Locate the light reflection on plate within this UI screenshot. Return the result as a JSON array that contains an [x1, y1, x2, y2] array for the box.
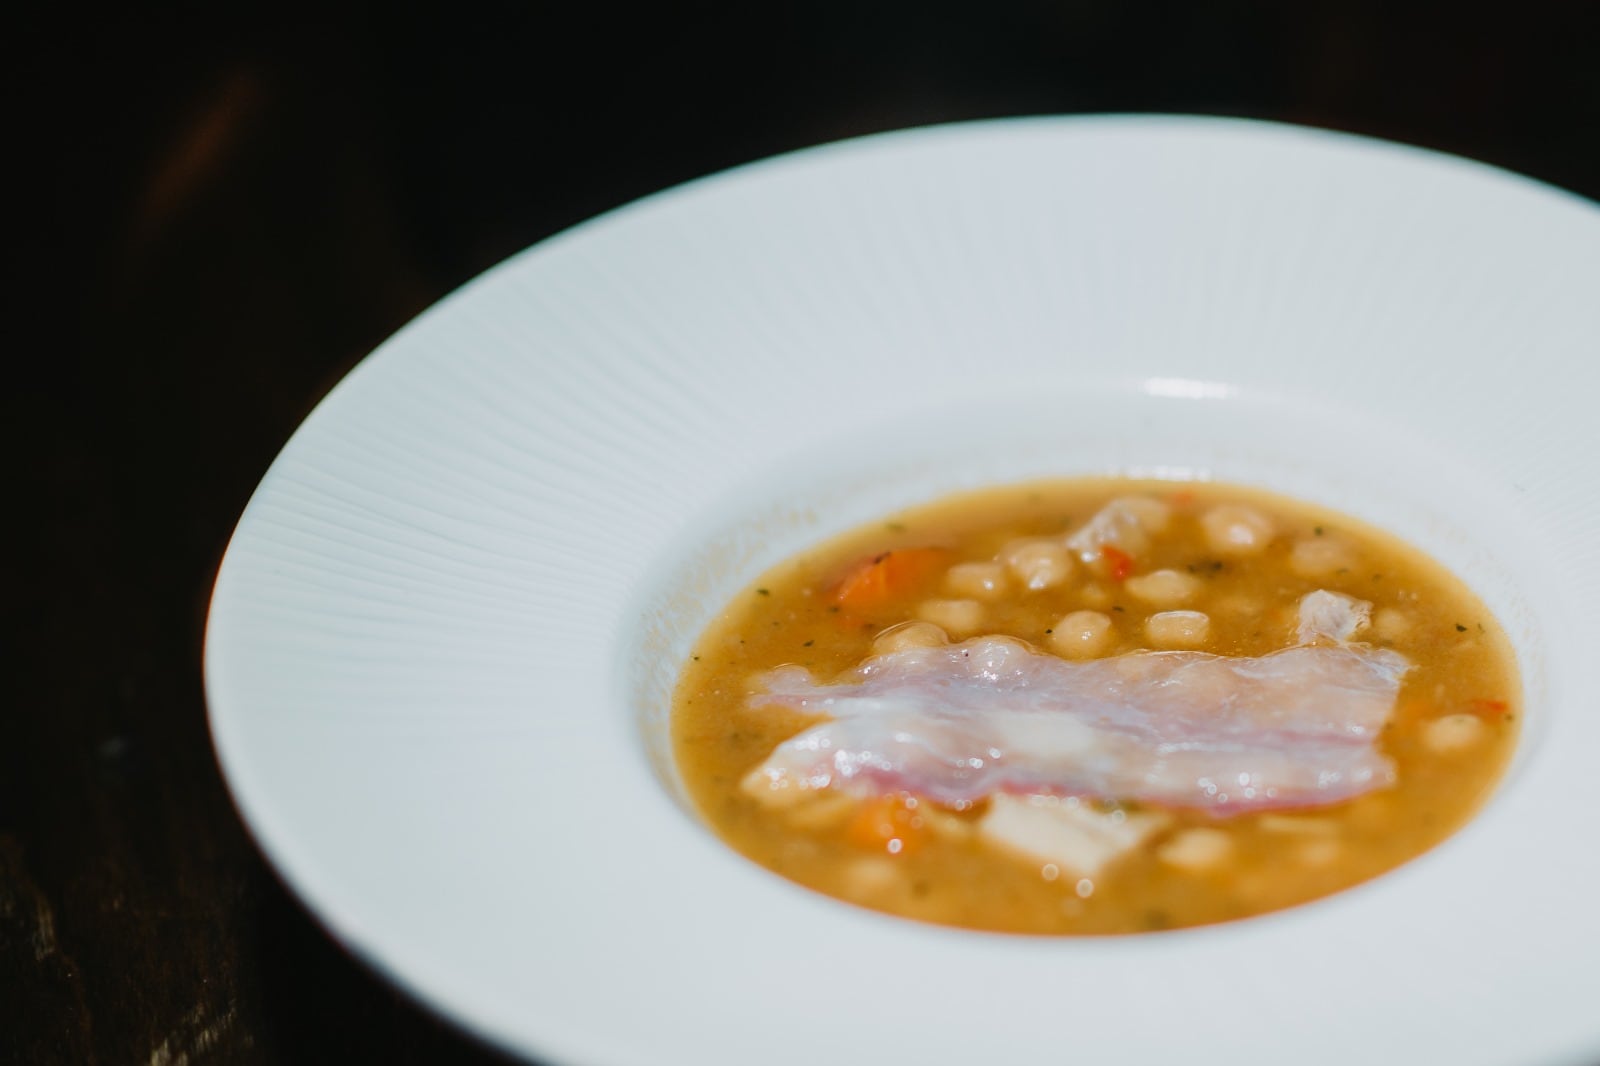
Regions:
[[206, 116, 1600, 1066]]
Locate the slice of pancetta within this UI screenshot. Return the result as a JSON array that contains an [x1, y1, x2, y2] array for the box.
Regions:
[[743, 592, 1409, 815]]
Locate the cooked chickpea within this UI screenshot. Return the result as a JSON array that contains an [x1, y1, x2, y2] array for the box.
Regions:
[[1001, 538, 1074, 590], [1078, 583, 1113, 609], [1200, 504, 1275, 556], [1124, 568, 1201, 607], [944, 561, 1009, 601], [1145, 610, 1210, 648], [917, 598, 985, 635], [1373, 607, 1412, 642], [1297, 840, 1342, 867], [784, 792, 858, 830], [1289, 536, 1356, 579], [1156, 827, 1232, 871], [1424, 713, 1485, 753], [872, 620, 950, 655], [1049, 610, 1113, 658], [1113, 495, 1173, 534], [842, 857, 903, 900]]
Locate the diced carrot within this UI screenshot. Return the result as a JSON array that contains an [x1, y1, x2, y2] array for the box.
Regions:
[[1169, 489, 1196, 508], [832, 547, 949, 612], [1468, 698, 1510, 716], [1100, 544, 1135, 581], [844, 793, 927, 856]]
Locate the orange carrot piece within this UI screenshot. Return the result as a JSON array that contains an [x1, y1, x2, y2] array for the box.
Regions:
[[1100, 544, 1135, 581], [1468, 698, 1510, 716], [832, 547, 949, 611], [844, 793, 926, 856]]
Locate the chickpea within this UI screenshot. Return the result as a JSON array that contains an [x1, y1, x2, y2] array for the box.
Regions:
[[1156, 827, 1232, 871], [1424, 713, 1485, 753], [1200, 504, 1275, 556], [917, 599, 985, 635], [1001, 538, 1075, 590], [1049, 610, 1114, 658], [1297, 840, 1343, 868], [1373, 607, 1412, 642], [1145, 610, 1211, 648], [1079, 583, 1113, 610], [1113, 495, 1173, 534], [872, 621, 950, 655], [1124, 568, 1201, 607], [944, 561, 1009, 601], [1289, 535, 1356, 579]]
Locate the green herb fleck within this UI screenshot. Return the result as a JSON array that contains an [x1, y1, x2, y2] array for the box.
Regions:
[[1314, 525, 1324, 536], [802, 640, 814, 647], [885, 521, 907, 533], [1455, 623, 1467, 632], [757, 588, 770, 596]]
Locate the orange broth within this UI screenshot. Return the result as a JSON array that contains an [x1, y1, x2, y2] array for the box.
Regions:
[[671, 479, 1519, 934]]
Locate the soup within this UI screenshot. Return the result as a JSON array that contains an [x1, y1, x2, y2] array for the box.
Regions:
[[671, 479, 1519, 934]]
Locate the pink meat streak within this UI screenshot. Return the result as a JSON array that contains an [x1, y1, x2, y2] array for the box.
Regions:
[[747, 635, 1410, 814]]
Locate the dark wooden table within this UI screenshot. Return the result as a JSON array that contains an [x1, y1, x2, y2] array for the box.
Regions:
[[11, 6, 1599, 1063]]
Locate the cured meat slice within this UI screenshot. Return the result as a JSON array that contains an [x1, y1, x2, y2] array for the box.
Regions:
[[744, 595, 1409, 814]]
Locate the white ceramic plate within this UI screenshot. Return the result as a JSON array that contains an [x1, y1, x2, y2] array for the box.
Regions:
[[205, 116, 1600, 1066]]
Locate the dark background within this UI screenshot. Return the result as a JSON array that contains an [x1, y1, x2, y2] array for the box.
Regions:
[[10, 4, 1600, 1063]]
